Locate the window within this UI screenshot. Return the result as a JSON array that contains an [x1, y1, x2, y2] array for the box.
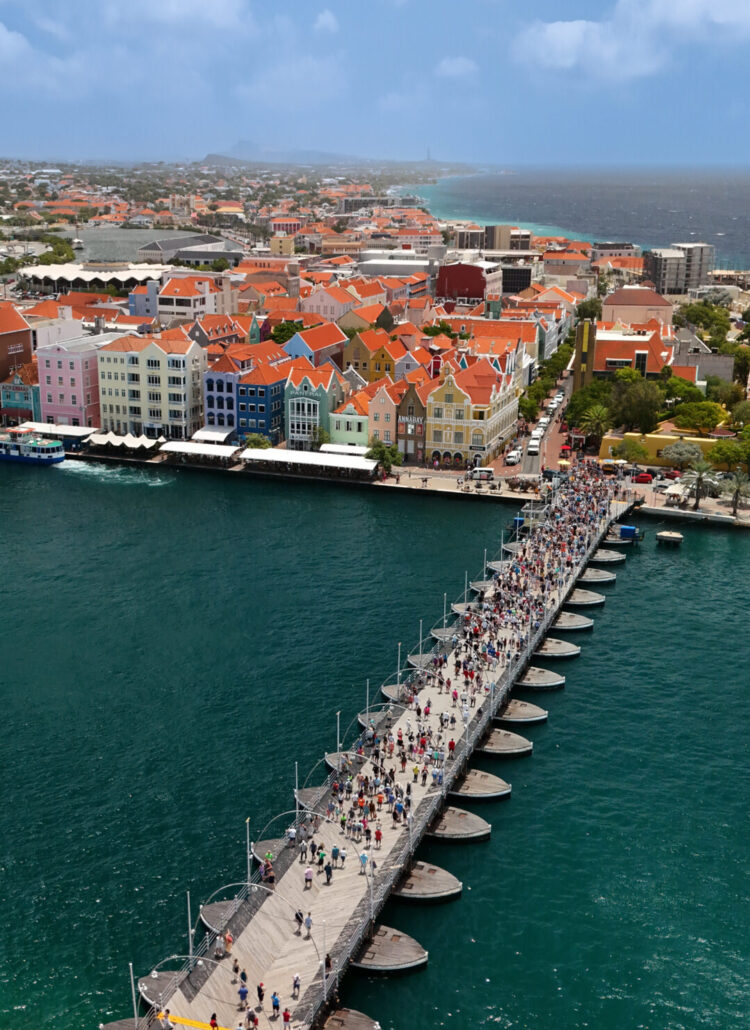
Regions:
[[71, 395, 77, 406], [472, 431, 483, 447], [129, 390, 140, 400], [373, 412, 379, 422], [407, 405, 414, 416], [239, 403, 246, 411], [258, 405, 265, 413], [70, 378, 75, 387], [146, 359, 160, 369], [240, 418, 247, 427], [169, 410, 181, 420], [148, 408, 161, 419], [384, 413, 391, 422], [148, 392, 160, 402], [454, 431, 464, 444], [147, 375, 159, 386], [433, 430, 443, 442], [216, 380, 224, 392], [433, 406, 443, 418], [455, 409, 464, 421], [45, 360, 50, 368], [45, 376, 51, 385], [372, 429, 379, 440], [384, 430, 391, 442], [46, 393, 52, 403], [168, 393, 183, 403], [206, 379, 214, 391], [128, 373, 140, 383], [58, 377, 63, 386], [239, 387, 246, 397], [445, 393, 454, 403]]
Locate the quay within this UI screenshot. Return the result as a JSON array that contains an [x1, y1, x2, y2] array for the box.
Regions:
[[103, 476, 632, 1030]]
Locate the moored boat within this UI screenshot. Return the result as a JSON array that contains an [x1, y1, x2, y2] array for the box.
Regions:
[[0, 428, 65, 465]]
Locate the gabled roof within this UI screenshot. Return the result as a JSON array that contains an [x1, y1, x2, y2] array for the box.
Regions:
[[286, 361, 345, 390], [352, 303, 386, 324], [2, 361, 38, 386], [356, 328, 389, 352], [160, 276, 218, 298], [0, 302, 30, 334], [604, 287, 672, 308], [295, 321, 347, 352]]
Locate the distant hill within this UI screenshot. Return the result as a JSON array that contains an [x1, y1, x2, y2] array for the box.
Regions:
[[202, 142, 474, 171]]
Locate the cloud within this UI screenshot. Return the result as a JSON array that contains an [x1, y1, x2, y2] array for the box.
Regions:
[[314, 9, 339, 34], [435, 56, 478, 79], [238, 55, 346, 111], [514, 0, 750, 79], [103, 0, 251, 30]]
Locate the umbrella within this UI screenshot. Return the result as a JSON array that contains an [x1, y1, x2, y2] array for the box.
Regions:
[[558, 459, 570, 467], [560, 444, 571, 451]]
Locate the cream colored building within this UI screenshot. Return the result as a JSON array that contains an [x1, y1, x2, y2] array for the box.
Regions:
[[97, 334, 206, 439]]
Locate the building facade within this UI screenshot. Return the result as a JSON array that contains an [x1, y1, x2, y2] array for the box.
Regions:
[[37, 334, 111, 427], [1, 363, 41, 424], [97, 335, 206, 438], [284, 363, 347, 450]]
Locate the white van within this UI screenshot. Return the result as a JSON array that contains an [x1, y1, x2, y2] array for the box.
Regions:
[[527, 440, 540, 456], [530, 428, 543, 441], [468, 467, 495, 481], [506, 449, 522, 466], [538, 417, 550, 428]]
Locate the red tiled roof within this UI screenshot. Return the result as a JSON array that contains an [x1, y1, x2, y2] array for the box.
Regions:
[[0, 302, 30, 335]]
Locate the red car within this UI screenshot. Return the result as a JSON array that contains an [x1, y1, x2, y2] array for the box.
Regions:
[[634, 472, 653, 483], [664, 469, 681, 480]]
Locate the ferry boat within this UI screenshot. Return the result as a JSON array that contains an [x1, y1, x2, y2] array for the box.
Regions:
[[0, 428, 65, 465]]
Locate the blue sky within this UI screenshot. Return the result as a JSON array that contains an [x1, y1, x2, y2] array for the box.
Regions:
[[1, 0, 750, 164]]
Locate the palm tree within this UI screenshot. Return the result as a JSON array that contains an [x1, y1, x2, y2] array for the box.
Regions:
[[579, 404, 611, 447], [721, 468, 750, 517], [681, 458, 720, 511]]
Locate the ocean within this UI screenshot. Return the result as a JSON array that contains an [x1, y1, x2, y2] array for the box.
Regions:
[[0, 462, 748, 1029], [413, 169, 750, 269]]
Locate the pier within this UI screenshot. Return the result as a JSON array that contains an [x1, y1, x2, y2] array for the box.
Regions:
[[102, 476, 631, 1030]]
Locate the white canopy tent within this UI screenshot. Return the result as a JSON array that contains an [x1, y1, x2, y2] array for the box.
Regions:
[[19, 421, 99, 438], [319, 443, 370, 457], [240, 448, 377, 474], [192, 427, 235, 444], [160, 441, 240, 459]]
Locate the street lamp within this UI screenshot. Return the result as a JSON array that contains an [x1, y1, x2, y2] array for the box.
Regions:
[[245, 817, 251, 889]]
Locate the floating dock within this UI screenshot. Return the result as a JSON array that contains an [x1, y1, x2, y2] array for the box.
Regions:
[[534, 637, 581, 659], [577, 567, 616, 584], [589, 548, 627, 564], [553, 612, 594, 631], [102, 491, 632, 1030]]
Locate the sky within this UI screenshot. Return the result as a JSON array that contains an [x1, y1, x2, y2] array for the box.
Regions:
[[2, 0, 750, 165]]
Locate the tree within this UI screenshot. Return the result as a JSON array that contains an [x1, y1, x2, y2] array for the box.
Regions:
[[731, 400, 750, 426], [733, 345, 750, 384], [661, 441, 703, 469], [681, 459, 720, 511], [579, 403, 611, 445], [663, 375, 703, 405], [270, 320, 303, 345], [243, 433, 271, 449], [741, 307, 750, 323], [705, 375, 744, 409], [565, 378, 612, 428], [310, 426, 330, 450], [576, 298, 602, 321], [708, 439, 748, 472], [721, 469, 750, 517], [366, 436, 402, 472], [611, 438, 648, 463], [211, 258, 230, 271], [672, 401, 725, 436], [610, 378, 663, 434]]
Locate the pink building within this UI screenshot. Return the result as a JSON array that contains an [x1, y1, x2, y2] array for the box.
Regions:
[[37, 333, 111, 428]]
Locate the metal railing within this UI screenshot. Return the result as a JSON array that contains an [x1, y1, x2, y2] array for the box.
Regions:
[[130, 490, 629, 1030]]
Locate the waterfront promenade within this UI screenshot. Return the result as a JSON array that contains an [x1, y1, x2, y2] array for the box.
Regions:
[[108, 470, 629, 1030]]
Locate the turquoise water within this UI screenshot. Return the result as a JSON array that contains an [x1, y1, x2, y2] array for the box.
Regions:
[[412, 171, 750, 268], [1, 463, 748, 1029]]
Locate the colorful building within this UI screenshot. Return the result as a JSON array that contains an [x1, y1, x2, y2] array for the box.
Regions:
[[425, 360, 518, 467], [37, 333, 111, 428], [284, 361, 347, 450], [1, 362, 41, 424], [97, 334, 206, 438], [283, 322, 347, 369]]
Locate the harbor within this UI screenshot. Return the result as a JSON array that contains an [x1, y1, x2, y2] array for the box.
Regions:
[[101, 469, 633, 1030]]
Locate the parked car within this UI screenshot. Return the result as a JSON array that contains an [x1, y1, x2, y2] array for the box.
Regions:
[[634, 472, 653, 483], [468, 467, 495, 481], [664, 469, 681, 480], [506, 449, 522, 465]]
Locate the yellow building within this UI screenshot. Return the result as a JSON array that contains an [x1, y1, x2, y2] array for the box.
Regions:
[[425, 361, 518, 467], [599, 429, 717, 465], [270, 234, 295, 256], [97, 333, 206, 439]]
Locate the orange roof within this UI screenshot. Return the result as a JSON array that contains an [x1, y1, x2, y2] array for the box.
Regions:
[[0, 302, 30, 335], [160, 276, 218, 298], [287, 362, 344, 390], [351, 303, 386, 324], [2, 360, 38, 386], [296, 321, 347, 352], [356, 328, 389, 352]]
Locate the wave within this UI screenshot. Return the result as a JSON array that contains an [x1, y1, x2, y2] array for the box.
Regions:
[[55, 460, 174, 487]]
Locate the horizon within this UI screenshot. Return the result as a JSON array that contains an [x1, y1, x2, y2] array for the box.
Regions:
[[3, 0, 750, 165]]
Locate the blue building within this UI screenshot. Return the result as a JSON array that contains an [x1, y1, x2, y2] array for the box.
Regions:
[[236, 362, 288, 443], [203, 343, 289, 441], [1, 363, 41, 425]]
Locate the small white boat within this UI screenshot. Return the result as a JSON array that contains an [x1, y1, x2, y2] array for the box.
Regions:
[[656, 530, 683, 546], [72, 238, 84, 249]]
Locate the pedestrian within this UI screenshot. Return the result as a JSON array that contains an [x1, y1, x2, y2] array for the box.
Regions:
[[359, 851, 368, 875], [232, 958, 240, 983], [294, 909, 304, 935], [245, 1012, 258, 1029], [257, 983, 265, 1007], [299, 839, 308, 863], [304, 865, 313, 889], [160, 1010, 174, 1029], [340, 847, 347, 867], [283, 1008, 291, 1027], [324, 860, 333, 885], [331, 843, 340, 867], [210, 1015, 219, 1030], [325, 953, 332, 974], [240, 967, 248, 988], [292, 973, 301, 998], [238, 983, 249, 1009], [304, 911, 313, 938], [225, 930, 234, 954], [271, 992, 280, 1019]]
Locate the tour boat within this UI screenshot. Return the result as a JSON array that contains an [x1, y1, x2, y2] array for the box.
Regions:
[[0, 428, 65, 464]]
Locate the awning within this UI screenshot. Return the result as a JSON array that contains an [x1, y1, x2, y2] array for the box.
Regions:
[[160, 441, 240, 459], [19, 420, 99, 438], [192, 427, 235, 443], [240, 447, 377, 473]]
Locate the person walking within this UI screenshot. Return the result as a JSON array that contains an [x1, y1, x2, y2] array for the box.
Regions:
[[294, 909, 304, 935], [256, 983, 265, 1007], [282, 1008, 291, 1027], [359, 851, 368, 875], [232, 958, 240, 983], [324, 860, 333, 885], [292, 973, 301, 998], [339, 846, 347, 868], [271, 992, 280, 1019], [331, 843, 340, 867], [304, 912, 313, 938], [238, 982, 249, 1010], [304, 865, 313, 890], [210, 1015, 219, 1029]]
